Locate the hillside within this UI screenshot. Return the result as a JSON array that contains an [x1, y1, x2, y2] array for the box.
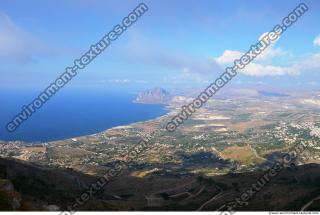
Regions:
[[0, 157, 320, 211]]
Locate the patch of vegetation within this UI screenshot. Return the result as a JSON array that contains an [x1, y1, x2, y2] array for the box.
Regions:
[[233, 113, 251, 122], [282, 189, 320, 210], [12, 176, 75, 203], [0, 165, 7, 178], [0, 190, 12, 210], [260, 124, 277, 130], [197, 176, 230, 190], [278, 113, 291, 117]]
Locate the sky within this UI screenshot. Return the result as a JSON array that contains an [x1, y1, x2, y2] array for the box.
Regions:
[[1, 0, 320, 92]]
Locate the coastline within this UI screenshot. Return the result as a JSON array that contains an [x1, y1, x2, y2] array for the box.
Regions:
[[48, 104, 172, 145], [1, 103, 172, 145]]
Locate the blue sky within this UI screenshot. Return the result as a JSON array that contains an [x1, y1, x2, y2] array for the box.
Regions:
[[1, 0, 320, 91]]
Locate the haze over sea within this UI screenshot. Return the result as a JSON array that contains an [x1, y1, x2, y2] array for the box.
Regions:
[[0, 87, 167, 143]]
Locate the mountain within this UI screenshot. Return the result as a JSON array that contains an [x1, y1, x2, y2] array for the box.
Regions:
[[134, 87, 172, 104], [0, 157, 320, 211], [0, 157, 97, 211]]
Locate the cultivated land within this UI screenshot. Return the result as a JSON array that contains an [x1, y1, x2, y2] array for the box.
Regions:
[[1, 88, 320, 211]]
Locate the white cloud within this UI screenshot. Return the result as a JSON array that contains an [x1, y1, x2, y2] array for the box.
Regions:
[[296, 53, 320, 71], [215, 32, 286, 64], [214, 48, 290, 76], [214, 32, 293, 76], [215, 50, 243, 64], [257, 46, 286, 61], [236, 53, 320, 77], [313, 35, 320, 47], [0, 12, 53, 63], [215, 47, 286, 65], [239, 63, 299, 77], [252, 32, 285, 61], [258, 32, 280, 42]]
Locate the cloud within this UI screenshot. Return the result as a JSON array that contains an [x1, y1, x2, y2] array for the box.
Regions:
[[256, 32, 286, 61], [215, 47, 286, 66], [215, 50, 243, 64], [239, 63, 299, 77], [214, 32, 294, 76], [214, 48, 290, 76], [216, 32, 286, 64], [121, 30, 320, 79], [238, 53, 320, 77], [314, 35, 320, 47], [297, 53, 320, 71], [119, 31, 320, 80], [257, 46, 286, 61], [0, 12, 53, 63]]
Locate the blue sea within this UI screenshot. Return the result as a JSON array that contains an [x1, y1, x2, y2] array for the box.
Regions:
[[0, 88, 167, 143]]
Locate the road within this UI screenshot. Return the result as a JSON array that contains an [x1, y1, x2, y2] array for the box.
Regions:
[[301, 195, 320, 211], [197, 185, 223, 211]]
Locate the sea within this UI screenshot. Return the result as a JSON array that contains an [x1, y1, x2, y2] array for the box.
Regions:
[[0, 87, 168, 143]]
